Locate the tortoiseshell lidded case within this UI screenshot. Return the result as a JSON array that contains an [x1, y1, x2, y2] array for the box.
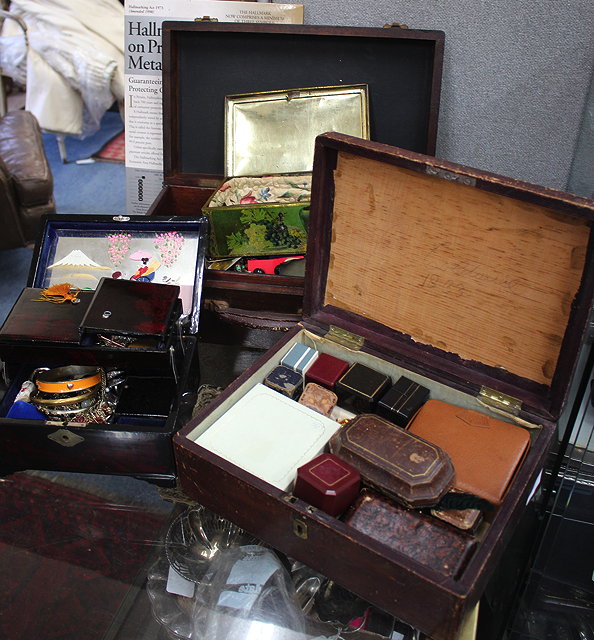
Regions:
[[172, 133, 594, 638], [0, 214, 207, 486]]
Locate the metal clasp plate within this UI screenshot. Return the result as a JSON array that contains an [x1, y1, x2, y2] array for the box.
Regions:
[[426, 166, 477, 187], [48, 429, 85, 447], [292, 518, 308, 540]]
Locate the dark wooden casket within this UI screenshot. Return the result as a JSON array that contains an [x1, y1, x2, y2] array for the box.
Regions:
[[172, 133, 594, 638], [0, 214, 208, 486], [147, 21, 445, 341]]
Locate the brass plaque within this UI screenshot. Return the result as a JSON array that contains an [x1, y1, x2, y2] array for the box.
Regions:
[[225, 84, 370, 177]]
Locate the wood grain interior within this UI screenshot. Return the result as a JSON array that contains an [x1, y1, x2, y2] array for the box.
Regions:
[[324, 153, 590, 386]]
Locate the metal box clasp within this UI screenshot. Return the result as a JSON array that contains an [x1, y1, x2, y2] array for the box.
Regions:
[[48, 428, 85, 447]]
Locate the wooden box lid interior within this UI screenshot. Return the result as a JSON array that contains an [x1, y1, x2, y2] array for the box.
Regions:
[[162, 23, 444, 187], [304, 133, 594, 420]]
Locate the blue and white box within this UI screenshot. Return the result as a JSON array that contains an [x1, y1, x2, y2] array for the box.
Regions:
[[280, 343, 319, 375]]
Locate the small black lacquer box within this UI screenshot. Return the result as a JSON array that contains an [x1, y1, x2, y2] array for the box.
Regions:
[[263, 365, 304, 399], [376, 376, 430, 427], [335, 362, 391, 413]]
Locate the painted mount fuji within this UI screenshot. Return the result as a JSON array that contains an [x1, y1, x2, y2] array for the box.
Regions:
[[47, 250, 111, 289]]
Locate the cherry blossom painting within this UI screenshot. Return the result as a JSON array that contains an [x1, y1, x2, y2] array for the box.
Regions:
[[38, 224, 203, 314]]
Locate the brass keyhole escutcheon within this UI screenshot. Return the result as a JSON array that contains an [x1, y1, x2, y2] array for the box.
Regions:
[[48, 429, 85, 447], [293, 518, 308, 540]]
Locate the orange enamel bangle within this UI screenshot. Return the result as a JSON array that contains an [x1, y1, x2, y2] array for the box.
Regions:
[[35, 368, 102, 394]]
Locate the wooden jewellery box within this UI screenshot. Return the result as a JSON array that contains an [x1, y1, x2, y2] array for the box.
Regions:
[[172, 133, 594, 638], [148, 21, 444, 338], [0, 214, 208, 486]]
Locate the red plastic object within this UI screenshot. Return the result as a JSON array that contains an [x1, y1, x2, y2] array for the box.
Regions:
[[247, 256, 304, 275], [294, 453, 361, 516]]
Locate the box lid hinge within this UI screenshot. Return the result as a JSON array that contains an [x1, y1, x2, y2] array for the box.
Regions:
[[479, 386, 522, 416], [195, 16, 219, 22], [325, 325, 365, 351]]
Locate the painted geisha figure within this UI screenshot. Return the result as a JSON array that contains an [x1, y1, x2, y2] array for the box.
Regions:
[[129, 250, 161, 282]]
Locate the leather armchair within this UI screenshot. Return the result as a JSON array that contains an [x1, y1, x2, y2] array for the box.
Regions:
[[0, 109, 55, 249]]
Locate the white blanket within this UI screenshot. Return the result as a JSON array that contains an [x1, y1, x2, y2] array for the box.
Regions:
[[1, 0, 124, 137]]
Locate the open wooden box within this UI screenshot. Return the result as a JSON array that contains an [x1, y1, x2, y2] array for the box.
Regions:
[[173, 133, 594, 638], [148, 21, 444, 340]]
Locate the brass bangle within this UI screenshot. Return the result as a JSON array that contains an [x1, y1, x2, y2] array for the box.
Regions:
[[31, 387, 99, 406]]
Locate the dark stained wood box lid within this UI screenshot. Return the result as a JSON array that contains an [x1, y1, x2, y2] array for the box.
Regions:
[[161, 22, 445, 188], [304, 133, 594, 422]]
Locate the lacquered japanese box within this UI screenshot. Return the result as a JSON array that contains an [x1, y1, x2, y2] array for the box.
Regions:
[[0, 214, 207, 486], [148, 21, 444, 339], [172, 133, 594, 638]]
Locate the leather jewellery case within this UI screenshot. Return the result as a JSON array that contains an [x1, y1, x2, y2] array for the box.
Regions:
[[172, 132, 594, 639], [0, 214, 207, 486], [147, 21, 444, 345]]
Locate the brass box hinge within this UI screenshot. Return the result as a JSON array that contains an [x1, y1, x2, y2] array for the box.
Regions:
[[383, 23, 409, 29], [479, 386, 522, 416], [326, 325, 365, 351], [195, 16, 219, 22]]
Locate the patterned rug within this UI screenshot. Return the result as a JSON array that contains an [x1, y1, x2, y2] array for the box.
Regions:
[[92, 129, 125, 163]]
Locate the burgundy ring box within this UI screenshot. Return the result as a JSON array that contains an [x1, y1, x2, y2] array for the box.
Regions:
[[305, 352, 350, 390], [293, 452, 361, 517]]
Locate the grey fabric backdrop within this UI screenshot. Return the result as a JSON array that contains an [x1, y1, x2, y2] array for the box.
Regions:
[[298, 0, 594, 193]]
